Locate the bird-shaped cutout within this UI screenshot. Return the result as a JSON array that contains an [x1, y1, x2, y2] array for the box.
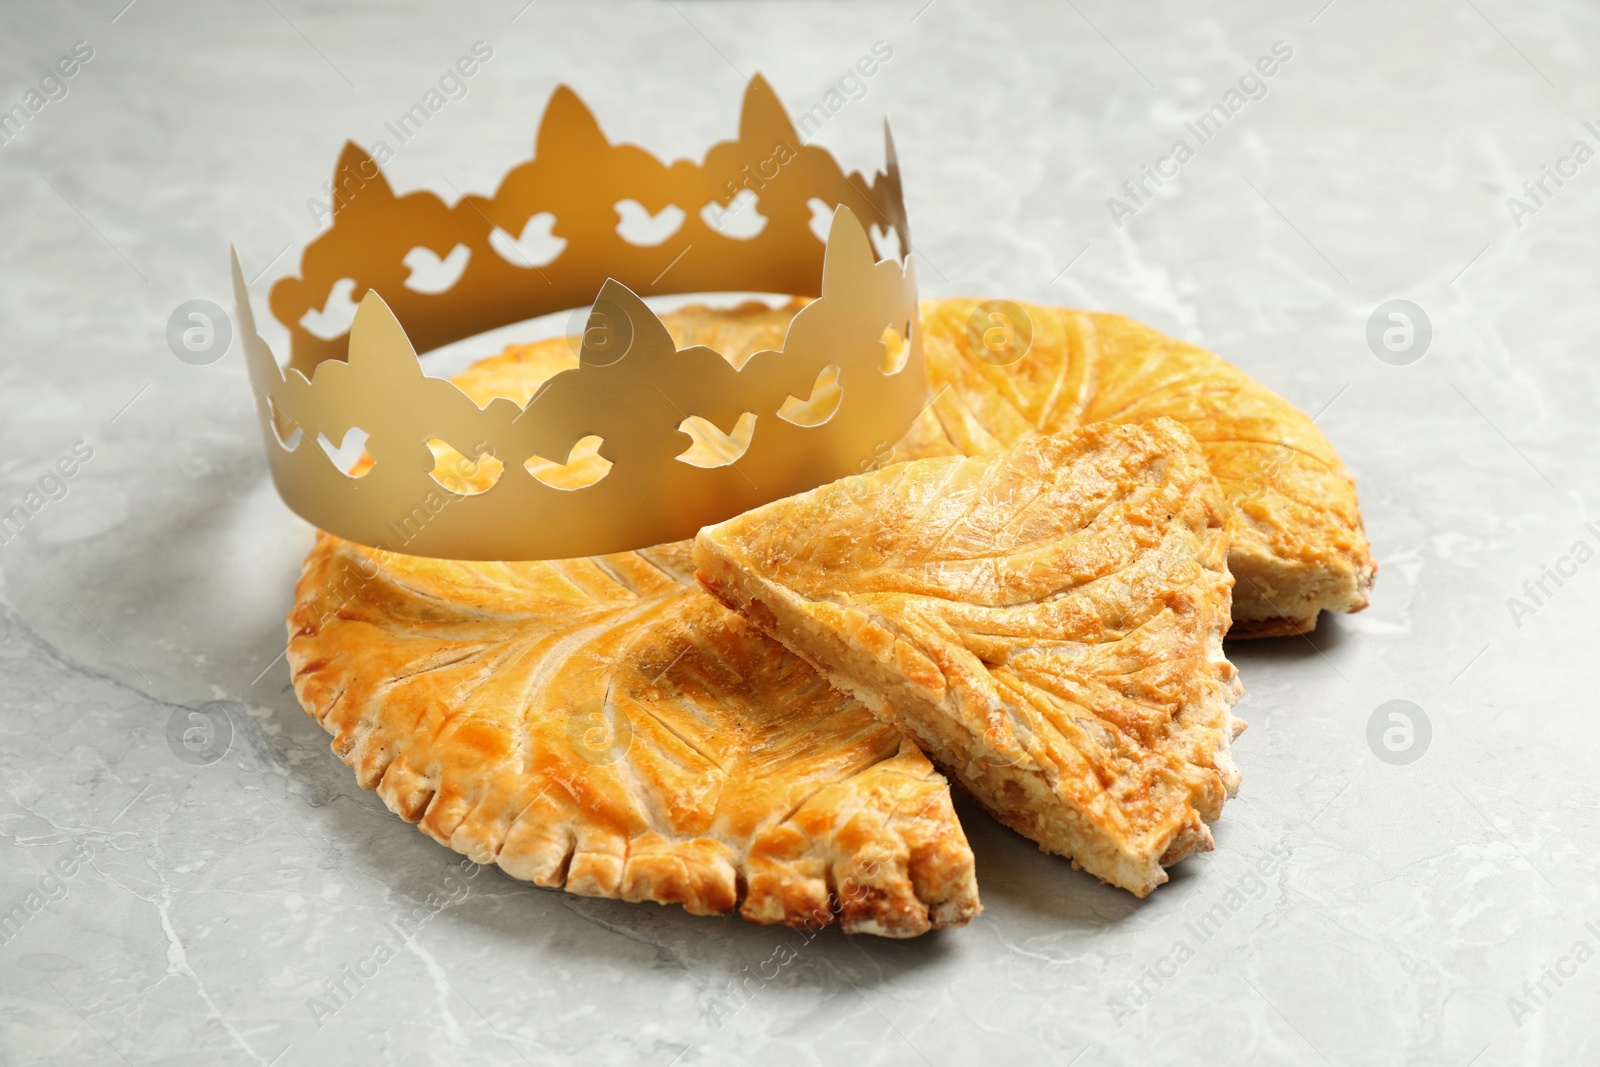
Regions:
[[402, 244, 471, 294], [776, 365, 842, 427], [317, 426, 371, 477], [426, 439, 503, 495], [299, 278, 360, 340], [676, 413, 757, 468], [702, 190, 767, 240], [489, 212, 566, 268], [614, 200, 685, 247], [525, 435, 612, 490]]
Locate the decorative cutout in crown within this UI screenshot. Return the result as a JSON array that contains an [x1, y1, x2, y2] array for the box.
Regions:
[[234, 76, 926, 561]]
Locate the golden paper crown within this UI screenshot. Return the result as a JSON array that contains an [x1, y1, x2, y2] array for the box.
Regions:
[[232, 75, 926, 560]]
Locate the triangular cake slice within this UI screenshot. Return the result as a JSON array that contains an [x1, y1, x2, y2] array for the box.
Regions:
[[694, 418, 1244, 896]]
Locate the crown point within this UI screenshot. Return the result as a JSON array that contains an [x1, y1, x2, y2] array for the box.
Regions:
[[228, 244, 260, 354], [739, 73, 799, 146], [346, 291, 423, 378], [820, 206, 875, 294], [880, 121, 911, 250], [578, 280, 671, 370], [228, 245, 252, 324], [538, 84, 609, 160], [329, 142, 395, 215], [334, 141, 377, 178]]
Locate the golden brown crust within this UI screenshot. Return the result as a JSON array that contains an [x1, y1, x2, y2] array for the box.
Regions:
[[695, 419, 1244, 897], [287, 304, 979, 936], [909, 300, 1375, 634]]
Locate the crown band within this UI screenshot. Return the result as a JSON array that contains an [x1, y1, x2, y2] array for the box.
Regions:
[[235, 76, 926, 561]]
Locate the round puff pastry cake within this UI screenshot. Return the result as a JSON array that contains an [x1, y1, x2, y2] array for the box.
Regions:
[[287, 302, 980, 937], [287, 295, 1370, 922], [906, 300, 1375, 637]]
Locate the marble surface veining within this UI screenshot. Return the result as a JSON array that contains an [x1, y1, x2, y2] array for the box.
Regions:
[[1, 1, 1598, 1064]]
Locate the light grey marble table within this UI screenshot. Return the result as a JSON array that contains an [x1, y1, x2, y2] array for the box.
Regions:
[[2, 1, 1597, 1063]]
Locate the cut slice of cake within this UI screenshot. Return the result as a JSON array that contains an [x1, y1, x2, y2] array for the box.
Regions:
[[694, 418, 1245, 896]]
